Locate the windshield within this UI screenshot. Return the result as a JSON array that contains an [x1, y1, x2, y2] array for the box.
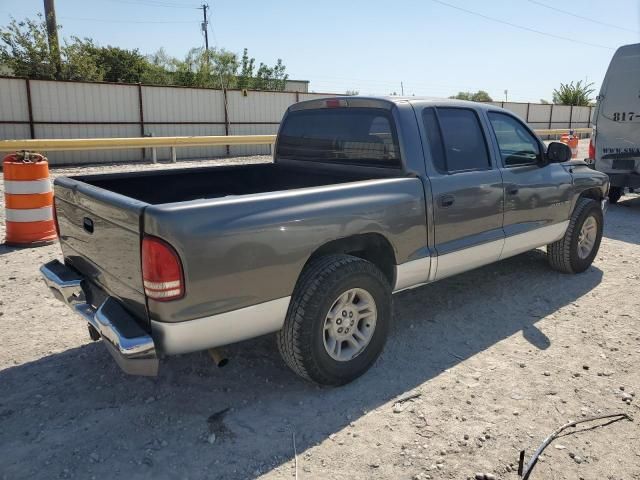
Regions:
[[276, 108, 401, 168]]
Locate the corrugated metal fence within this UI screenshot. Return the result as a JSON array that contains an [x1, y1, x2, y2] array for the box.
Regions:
[[0, 76, 594, 166], [0, 77, 334, 165], [484, 101, 593, 131]]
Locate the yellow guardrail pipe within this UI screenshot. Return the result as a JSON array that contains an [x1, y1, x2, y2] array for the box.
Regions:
[[0, 134, 277, 152], [534, 128, 591, 136], [0, 128, 590, 153]]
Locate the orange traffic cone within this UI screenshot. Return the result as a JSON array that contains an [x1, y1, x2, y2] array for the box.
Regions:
[[3, 152, 57, 246]]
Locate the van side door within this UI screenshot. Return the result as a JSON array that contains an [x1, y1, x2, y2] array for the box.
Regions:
[[485, 111, 573, 258], [420, 107, 504, 281]]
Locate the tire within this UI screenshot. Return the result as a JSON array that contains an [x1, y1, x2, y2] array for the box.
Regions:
[[608, 187, 623, 204], [547, 198, 603, 274], [277, 254, 392, 386]]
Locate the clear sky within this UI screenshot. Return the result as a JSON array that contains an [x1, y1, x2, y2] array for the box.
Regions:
[[1, 0, 639, 101]]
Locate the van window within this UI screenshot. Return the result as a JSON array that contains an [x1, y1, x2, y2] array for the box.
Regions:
[[277, 108, 401, 168], [488, 112, 541, 166], [437, 108, 491, 172]]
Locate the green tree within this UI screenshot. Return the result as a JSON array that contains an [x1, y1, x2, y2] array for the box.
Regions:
[[210, 48, 239, 89], [0, 15, 57, 79], [237, 48, 255, 89], [142, 47, 177, 85], [61, 37, 103, 81], [1, 15, 289, 91], [345, 89, 359, 95], [253, 58, 288, 90], [552, 80, 595, 106], [449, 90, 493, 102], [92, 45, 149, 83], [471, 90, 492, 102]]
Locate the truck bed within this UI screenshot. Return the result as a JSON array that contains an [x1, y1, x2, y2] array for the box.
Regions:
[[71, 162, 390, 205], [53, 161, 404, 332]]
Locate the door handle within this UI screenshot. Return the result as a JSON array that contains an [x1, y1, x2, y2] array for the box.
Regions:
[[506, 185, 519, 195], [439, 194, 455, 207]]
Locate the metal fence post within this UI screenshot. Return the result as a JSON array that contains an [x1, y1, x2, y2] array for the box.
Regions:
[[171, 146, 176, 163], [569, 105, 573, 130], [138, 83, 145, 160], [25, 79, 35, 139], [223, 88, 230, 156]]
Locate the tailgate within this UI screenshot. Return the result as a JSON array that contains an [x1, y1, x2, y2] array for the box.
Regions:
[[54, 177, 150, 328]]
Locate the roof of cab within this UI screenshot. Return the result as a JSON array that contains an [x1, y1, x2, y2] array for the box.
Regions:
[[290, 95, 499, 112]]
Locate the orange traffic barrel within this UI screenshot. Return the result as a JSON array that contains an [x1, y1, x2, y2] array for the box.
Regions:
[[3, 152, 57, 246], [559, 132, 579, 159], [568, 130, 579, 159]]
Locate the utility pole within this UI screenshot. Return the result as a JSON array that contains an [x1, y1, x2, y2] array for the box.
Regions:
[[504, 89, 508, 102], [200, 4, 209, 53], [401, 81, 404, 96], [43, 0, 61, 79]]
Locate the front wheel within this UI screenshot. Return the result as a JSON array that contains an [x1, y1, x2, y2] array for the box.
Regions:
[[547, 198, 603, 274], [277, 255, 392, 386]]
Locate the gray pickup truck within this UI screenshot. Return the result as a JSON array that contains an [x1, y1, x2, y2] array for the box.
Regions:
[[41, 97, 609, 385]]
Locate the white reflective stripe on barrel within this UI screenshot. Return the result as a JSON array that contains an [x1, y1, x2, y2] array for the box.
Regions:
[[5, 207, 53, 222], [4, 179, 52, 195]]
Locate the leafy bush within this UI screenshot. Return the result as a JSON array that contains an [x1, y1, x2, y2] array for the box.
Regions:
[[552, 81, 594, 106]]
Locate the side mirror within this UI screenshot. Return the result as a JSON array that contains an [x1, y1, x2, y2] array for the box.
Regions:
[[546, 141, 572, 163]]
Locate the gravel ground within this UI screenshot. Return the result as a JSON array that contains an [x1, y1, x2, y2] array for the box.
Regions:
[[1, 143, 639, 480]]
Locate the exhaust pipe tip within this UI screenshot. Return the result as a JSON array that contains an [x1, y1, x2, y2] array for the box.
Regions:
[[208, 348, 229, 368]]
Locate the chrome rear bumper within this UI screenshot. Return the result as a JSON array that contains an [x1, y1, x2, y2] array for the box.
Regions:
[[40, 260, 158, 376]]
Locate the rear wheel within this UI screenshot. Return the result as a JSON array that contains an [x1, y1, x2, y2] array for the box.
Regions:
[[547, 198, 603, 274], [608, 187, 623, 204], [277, 254, 392, 386]]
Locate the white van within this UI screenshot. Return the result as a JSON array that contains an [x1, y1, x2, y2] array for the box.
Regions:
[[590, 43, 640, 203]]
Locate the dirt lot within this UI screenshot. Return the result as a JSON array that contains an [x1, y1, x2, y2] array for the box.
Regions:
[[1, 146, 639, 480]]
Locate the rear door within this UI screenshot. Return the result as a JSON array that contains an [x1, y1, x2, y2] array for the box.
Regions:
[[594, 43, 640, 174], [485, 110, 573, 257], [54, 177, 149, 326], [420, 106, 504, 280]]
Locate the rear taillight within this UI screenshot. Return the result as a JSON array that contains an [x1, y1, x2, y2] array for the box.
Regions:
[[141, 236, 184, 301], [588, 137, 595, 160]]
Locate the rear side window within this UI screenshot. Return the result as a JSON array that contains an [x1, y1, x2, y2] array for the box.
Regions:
[[422, 107, 491, 173], [488, 112, 541, 166], [422, 108, 446, 172], [437, 108, 491, 172], [276, 108, 401, 168]]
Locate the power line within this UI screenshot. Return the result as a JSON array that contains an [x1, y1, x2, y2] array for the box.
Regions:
[[58, 16, 197, 24], [105, 0, 200, 9], [527, 0, 639, 34], [430, 0, 615, 50]]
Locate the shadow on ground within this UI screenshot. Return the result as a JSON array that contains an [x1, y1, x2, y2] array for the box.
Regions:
[[603, 194, 640, 245], [0, 251, 602, 480]]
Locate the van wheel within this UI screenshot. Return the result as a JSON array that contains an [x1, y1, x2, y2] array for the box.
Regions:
[[608, 187, 623, 204], [547, 198, 603, 274], [277, 254, 392, 386]]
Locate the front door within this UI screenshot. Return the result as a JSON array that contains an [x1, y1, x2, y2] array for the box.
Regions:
[[421, 107, 504, 281], [485, 111, 573, 258]]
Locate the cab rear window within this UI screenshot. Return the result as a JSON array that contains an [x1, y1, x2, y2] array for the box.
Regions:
[[276, 108, 401, 168]]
